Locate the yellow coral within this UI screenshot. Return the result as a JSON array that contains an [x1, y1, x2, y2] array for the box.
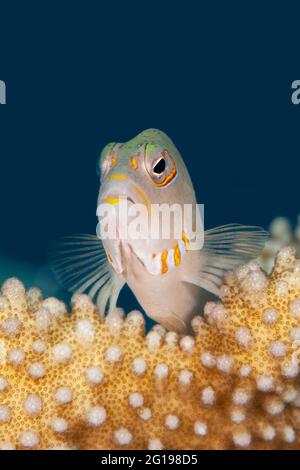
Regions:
[[1, 246, 300, 449]]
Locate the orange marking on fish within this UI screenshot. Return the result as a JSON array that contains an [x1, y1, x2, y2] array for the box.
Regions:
[[111, 154, 117, 167], [131, 156, 138, 170], [182, 232, 190, 251], [161, 250, 168, 274], [107, 253, 115, 272], [153, 166, 177, 187], [174, 242, 181, 266]]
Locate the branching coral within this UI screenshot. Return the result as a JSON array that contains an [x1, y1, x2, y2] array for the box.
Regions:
[[260, 215, 300, 273], [1, 247, 300, 450]]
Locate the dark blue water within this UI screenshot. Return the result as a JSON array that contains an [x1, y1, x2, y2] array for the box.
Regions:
[[0, 2, 299, 316]]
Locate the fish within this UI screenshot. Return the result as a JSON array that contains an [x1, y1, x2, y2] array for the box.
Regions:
[[49, 129, 268, 333]]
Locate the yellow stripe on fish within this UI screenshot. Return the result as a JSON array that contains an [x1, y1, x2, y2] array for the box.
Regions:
[[108, 174, 128, 180], [102, 197, 120, 205]]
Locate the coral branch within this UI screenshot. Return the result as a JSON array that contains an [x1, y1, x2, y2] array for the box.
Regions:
[[1, 247, 300, 449]]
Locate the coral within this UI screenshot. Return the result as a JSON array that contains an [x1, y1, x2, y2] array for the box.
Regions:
[[1, 247, 300, 449], [260, 215, 300, 273]]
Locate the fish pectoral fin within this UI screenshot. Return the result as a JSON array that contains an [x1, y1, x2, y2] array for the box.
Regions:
[[97, 274, 125, 317], [48, 233, 125, 316], [183, 224, 268, 297]]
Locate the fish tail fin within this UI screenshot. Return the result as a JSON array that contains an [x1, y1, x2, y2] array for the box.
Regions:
[[182, 224, 269, 297], [47, 234, 124, 316]]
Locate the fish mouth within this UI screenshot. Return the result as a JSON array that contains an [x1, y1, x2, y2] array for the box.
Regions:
[[100, 193, 135, 206], [99, 179, 150, 209]]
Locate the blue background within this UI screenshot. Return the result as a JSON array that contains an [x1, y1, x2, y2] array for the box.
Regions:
[[0, 2, 299, 312]]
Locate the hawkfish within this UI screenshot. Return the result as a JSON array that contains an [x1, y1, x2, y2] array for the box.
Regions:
[[49, 129, 268, 333]]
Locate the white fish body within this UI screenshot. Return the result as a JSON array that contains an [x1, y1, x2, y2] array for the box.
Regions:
[[50, 129, 268, 333]]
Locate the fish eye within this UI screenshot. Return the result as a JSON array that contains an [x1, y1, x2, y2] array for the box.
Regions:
[[153, 157, 166, 175], [145, 145, 177, 187]]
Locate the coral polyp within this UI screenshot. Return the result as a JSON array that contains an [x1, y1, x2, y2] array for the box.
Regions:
[[1, 247, 300, 449]]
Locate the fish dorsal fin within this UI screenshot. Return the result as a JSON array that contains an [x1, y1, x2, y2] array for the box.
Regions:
[[182, 224, 269, 297], [48, 234, 124, 316]]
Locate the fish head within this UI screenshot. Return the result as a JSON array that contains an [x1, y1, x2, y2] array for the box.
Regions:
[[97, 129, 199, 275], [98, 128, 196, 208]]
